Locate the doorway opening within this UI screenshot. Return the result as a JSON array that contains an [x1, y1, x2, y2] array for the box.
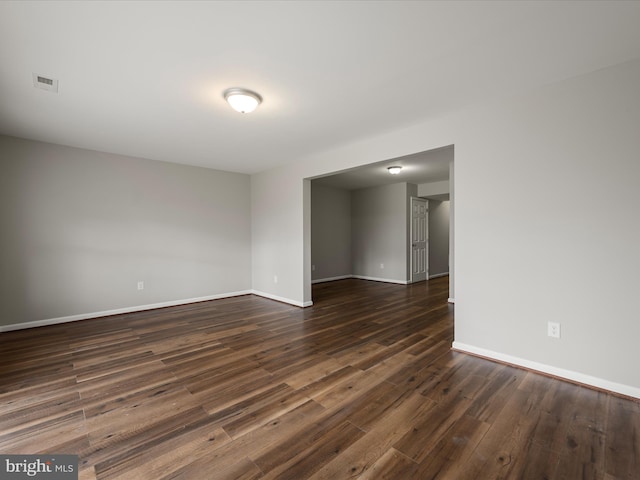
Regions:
[[307, 144, 454, 303]]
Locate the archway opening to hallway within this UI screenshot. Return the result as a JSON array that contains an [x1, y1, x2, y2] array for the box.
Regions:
[[305, 144, 455, 305]]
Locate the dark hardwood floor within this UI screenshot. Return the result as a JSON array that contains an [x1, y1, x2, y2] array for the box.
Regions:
[[1, 276, 638, 479]]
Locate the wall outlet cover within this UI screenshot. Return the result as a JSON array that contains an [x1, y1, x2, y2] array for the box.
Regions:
[[547, 321, 561, 339]]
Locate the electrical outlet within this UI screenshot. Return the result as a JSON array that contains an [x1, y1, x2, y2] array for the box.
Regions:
[[380, 263, 384, 269], [137, 281, 144, 291], [274, 275, 278, 284], [312, 265, 315, 271], [547, 321, 560, 339]]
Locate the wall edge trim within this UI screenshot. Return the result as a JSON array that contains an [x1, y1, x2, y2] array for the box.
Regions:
[[0, 290, 253, 332], [351, 275, 409, 285], [452, 341, 640, 400], [251, 290, 313, 308], [311, 275, 353, 284], [429, 272, 449, 279]]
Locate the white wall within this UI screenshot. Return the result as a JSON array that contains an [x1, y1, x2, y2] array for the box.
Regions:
[[311, 184, 351, 281], [251, 168, 310, 306], [0, 135, 252, 329], [250, 58, 640, 397], [418, 180, 449, 197], [453, 58, 640, 395]]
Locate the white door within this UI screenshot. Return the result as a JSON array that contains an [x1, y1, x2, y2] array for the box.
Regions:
[[411, 197, 428, 282]]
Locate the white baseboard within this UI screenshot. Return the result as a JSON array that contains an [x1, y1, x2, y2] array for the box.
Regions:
[[448, 297, 455, 303], [429, 272, 449, 279], [452, 341, 640, 400], [0, 290, 253, 333], [312, 274, 413, 286], [312, 275, 353, 284], [0, 289, 315, 333], [351, 275, 409, 285], [251, 290, 313, 308], [313, 275, 450, 286]]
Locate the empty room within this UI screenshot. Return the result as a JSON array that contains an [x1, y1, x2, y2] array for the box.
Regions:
[[1, 1, 639, 479]]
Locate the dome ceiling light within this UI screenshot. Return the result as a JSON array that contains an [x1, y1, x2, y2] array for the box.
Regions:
[[223, 88, 262, 113], [387, 166, 402, 175]]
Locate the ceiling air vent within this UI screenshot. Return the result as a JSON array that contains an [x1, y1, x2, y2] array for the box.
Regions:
[[32, 73, 58, 93]]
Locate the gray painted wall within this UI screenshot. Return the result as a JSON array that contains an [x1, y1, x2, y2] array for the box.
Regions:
[[428, 200, 450, 277], [311, 184, 351, 281], [351, 183, 409, 282], [0, 135, 251, 327], [312, 182, 419, 283]]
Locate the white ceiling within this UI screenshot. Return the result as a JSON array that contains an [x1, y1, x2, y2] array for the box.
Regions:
[[2, 1, 640, 174]]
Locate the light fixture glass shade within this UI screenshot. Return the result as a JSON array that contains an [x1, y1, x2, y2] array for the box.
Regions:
[[387, 166, 402, 175], [224, 88, 262, 113]]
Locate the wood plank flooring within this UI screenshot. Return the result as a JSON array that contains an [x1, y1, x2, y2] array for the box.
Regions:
[[1, 276, 638, 479]]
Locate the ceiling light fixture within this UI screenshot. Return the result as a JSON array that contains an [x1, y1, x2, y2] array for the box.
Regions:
[[387, 166, 402, 175], [223, 88, 262, 113]]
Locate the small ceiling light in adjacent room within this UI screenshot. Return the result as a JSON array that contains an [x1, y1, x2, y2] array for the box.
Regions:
[[387, 166, 402, 175], [223, 88, 262, 113]]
